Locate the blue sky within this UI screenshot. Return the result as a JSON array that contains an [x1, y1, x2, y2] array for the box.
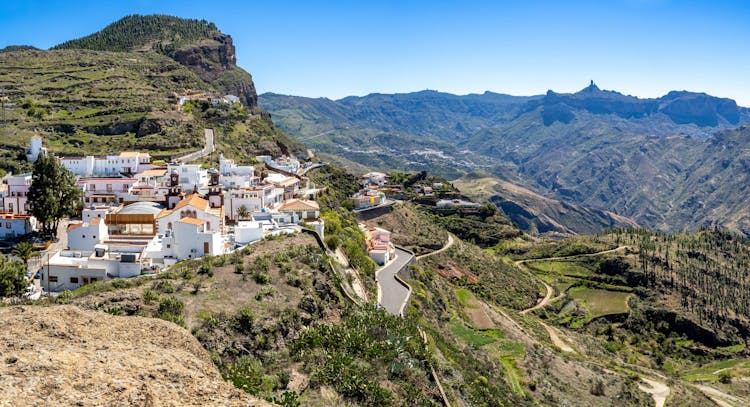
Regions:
[[1, 0, 749, 105]]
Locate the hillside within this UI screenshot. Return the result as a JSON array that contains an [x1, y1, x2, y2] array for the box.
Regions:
[[455, 173, 639, 235], [261, 85, 750, 236], [54, 14, 258, 107], [0, 21, 306, 169], [0, 305, 269, 406]]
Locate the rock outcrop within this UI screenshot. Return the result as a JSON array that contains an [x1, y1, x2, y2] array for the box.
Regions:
[[172, 34, 258, 108], [0, 305, 272, 406]]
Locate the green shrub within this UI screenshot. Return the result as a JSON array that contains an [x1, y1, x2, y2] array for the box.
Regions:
[[142, 288, 158, 304], [55, 290, 73, 304], [156, 297, 185, 326]]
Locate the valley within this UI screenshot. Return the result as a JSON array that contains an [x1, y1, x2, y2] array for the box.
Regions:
[[1, 11, 749, 407]]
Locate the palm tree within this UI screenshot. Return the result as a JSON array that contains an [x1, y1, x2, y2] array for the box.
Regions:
[[236, 205, 249, 221], [12, 241, 36, 268]]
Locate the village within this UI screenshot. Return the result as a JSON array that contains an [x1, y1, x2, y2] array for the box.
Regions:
[[0, 135, 410, 296]]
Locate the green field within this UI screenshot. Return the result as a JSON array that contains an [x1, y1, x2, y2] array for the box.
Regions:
[[681, 358, 750, 382], [568, 287, 632, 318], [526, 260, 593, 277], [448, 319, 505, 347], [455, 288, 480, 309]]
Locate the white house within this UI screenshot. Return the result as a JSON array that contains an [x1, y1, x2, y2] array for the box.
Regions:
[[362, 225, 394, 265], [77, 177, 136, 205], [219, 154, 255, 176], [60, 152, 153, 177], [67, 218, 108, 251], [362, 172, 388, 187], [25, 135, 46, 162], [234, 221, 264, 244], [225, 185, 283, 221], [1, 173, 32, 215], [42, 245, 144, 292], [277, 199, 320, 224], [159, 217, 224, 261], [82, 206, 113, 223], [167, 163, 208, 191], [0, 213, 37, 239], [156, 194, 224, 233], [256, 155, 300, 174]]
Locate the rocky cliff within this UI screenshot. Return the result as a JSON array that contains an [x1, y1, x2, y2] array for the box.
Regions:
[[53, 14, 258, 107], [0, 305, 272, 406]]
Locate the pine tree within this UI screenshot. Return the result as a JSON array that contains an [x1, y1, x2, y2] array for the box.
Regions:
[[27, 154, 82, 237]]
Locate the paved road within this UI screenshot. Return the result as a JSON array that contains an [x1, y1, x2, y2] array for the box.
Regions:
[[376, 247, 413, 316], [353, 198, 397, 214], [416, 234, 454, 261], [175, 129, 214, 163], [298, 162, 326, 175]]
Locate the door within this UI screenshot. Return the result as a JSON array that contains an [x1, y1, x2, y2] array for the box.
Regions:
[[203, 242, 209, 254]]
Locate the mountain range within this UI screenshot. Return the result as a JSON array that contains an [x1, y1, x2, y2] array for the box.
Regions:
[[260, 85, 750, 236]]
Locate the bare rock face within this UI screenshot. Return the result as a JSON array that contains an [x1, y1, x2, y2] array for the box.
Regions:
[[0, 305, 272, 407], [172, 34, 258, 108]]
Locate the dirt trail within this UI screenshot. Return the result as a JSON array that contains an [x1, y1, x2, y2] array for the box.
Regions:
[[695, 385, 747, 407], [416, 234, 455, 260], [539, 321, 576, 353], [638, 378, 670, 407], [521, 282, 553, 314], [515, 246, 629, 314]]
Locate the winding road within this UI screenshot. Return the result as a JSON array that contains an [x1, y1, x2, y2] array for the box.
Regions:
[[175, 128, 214, 163], [516, 245, 629, 314], [416, 234, 455, 261], [375, 247, 414, 316]]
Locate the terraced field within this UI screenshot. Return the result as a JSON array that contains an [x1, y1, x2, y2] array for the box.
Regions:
[[0, 49, 207, 156]]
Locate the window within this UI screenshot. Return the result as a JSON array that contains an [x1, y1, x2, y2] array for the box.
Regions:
[[167, 222, 172, 230], [206, 222, 211, 230], [92, 235, 96, 239], [49, 276, 58, 283], [5, 222, 10, 228], [106, 184, 112, 192], [91, 185, 96, 191], [90, 278, 97, 283], [70, 277, 78, 284], [166, 244, 171, 248]]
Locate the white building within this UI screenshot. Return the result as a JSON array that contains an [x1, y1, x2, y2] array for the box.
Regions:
[[361, 225, 394, 266], [156, 194, 224, 234], [256, 155, 300, 174], [277, 199, 320, 223], [77, 177, 136, 205], [82, 206, 113, 223], [160, 217, 224, 261], [25, 135, 46, 162], [234, 221, 264, 244], [67, 218, 108, 251], [225, 185, 283, 221], [42, 245, 144, 292], [362, 172, 388, 187], [60, 152, 153, 177], [219, 154, 255, 176], [167, 163, 208, 192], [1, 173, 32, 214], [0, 213, 37, 239]]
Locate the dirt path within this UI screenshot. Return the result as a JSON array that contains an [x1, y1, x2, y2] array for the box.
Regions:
[[514, 246, 629, 266], [539, 321, 576, 353], [416, 234, 455, 261], [521, 281, 553, 314], [695, 385, 747, 407], [638, 378, 670, 407]]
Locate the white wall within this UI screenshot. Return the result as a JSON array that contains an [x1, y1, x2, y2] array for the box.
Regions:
[[67, 222, 108, 251], [235, 221, 263, 244]]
